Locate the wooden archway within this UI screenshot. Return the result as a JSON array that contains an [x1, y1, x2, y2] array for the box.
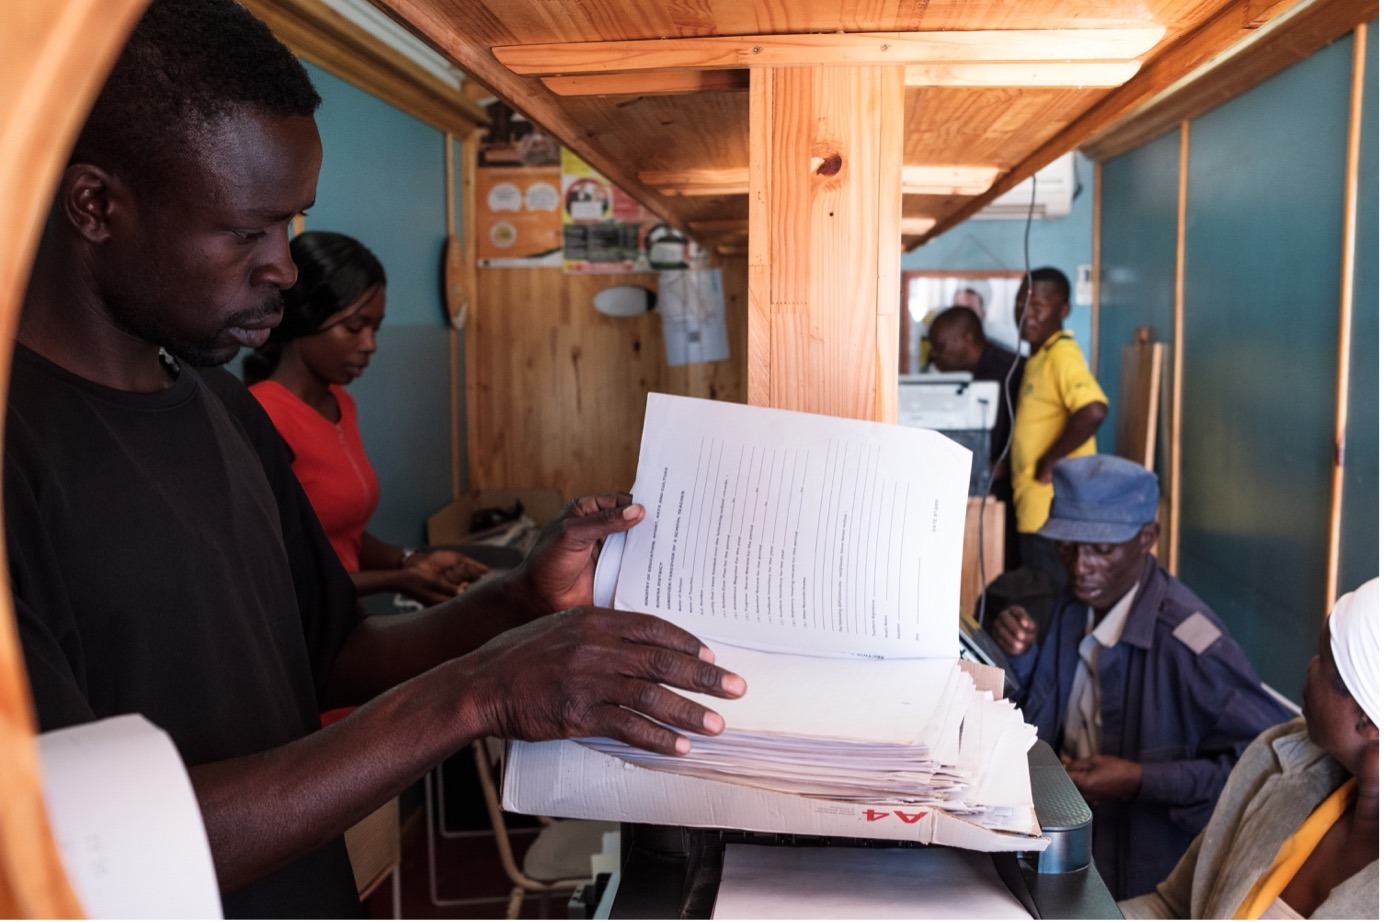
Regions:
[[0, 2, 147, 915]]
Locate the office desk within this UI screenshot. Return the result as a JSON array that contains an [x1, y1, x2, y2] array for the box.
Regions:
[[602, 742, 1118, 920]]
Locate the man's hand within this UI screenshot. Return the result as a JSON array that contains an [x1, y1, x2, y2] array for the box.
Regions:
[[991, 604, 1038, 657], [1034, 402, 1107, 484], [466, 607, 746, 755], [1064, 754, 1143, 802], [519, 493, 644, 612]]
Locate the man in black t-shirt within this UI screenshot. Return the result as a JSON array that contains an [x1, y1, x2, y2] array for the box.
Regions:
[[928, 306, 1025, 567], [8, 2, 745, 916], [927, 305, 1024, 476]]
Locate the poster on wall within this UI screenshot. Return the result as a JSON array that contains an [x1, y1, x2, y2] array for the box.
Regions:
[[561, 148, 662, 274], [476, 166, 563, 268], [656, 269, 730, 366]]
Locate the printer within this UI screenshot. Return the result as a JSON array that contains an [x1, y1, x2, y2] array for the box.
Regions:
[[898, 372, 1002, 496], [596, 741, 1117, 919]]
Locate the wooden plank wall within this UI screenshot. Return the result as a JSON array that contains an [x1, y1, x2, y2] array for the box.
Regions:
[[467, 260, 748, 500]]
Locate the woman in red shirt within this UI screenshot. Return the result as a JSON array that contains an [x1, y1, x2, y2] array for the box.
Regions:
[[244, 231, 484, 604]]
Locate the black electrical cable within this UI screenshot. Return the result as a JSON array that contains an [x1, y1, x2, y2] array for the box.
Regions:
[[974, 175, 1038, 629]]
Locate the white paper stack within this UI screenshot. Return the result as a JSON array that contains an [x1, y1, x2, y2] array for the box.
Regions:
[[577, 646, 1037, 832], [570, 394, 1040, 839]]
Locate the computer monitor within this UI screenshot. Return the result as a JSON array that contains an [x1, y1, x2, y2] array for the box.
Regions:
[[897, 373, 1000, 430], [898, 374, 1001, 495]]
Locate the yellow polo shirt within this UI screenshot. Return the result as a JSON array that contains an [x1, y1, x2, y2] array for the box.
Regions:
[[1011, 331, 1107, 534]]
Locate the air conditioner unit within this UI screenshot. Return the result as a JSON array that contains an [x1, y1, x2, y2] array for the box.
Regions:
[[973, 152, 1075, 220]]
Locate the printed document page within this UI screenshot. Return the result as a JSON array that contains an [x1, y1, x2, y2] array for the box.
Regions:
[[604, 393, 971, 658]]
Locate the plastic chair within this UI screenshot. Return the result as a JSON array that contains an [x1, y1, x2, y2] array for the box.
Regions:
[[471, 739, 618, 919]]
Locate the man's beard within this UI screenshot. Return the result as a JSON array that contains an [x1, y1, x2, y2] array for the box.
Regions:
[[157, 292, 285, 368]]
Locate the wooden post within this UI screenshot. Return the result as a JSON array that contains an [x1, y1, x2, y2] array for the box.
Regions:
[[748, 65, 905, 422], [1090, 161, 1102, 372], [1325, 23, 1367, 613], [445, 133, 462, 500], [1, 3, 150, 915], [1170, 120, 1190, 575]]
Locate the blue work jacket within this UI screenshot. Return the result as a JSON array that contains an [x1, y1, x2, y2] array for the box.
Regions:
[[1009, 555, 1293, 900]]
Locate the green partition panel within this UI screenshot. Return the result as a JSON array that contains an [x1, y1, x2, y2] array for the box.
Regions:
[[1339, 22, 1379, 595], [1095, 130, 1182, 457], [1180, 37, 1354, 698]]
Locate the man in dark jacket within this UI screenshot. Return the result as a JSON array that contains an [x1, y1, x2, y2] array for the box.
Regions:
[[989, 455, 1291, 899]]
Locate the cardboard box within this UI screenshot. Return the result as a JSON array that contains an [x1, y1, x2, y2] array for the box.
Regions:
[[426, 488, 563, 546], [502, 738, 1049, 853]]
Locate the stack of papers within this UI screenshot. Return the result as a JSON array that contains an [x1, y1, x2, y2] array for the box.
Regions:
[[576, 394, 1039, 836], [578, 646, 1036, 833]]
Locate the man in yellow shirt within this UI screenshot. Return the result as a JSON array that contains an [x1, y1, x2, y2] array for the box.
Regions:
[[1011, 267, 1108, 586]]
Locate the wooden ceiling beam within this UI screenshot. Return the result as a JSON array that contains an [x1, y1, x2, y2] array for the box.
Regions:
[[373, 0, 684, 230], [542, 60, 1145, 97], [900, 166, 1000, 195], [1082, 0, 1376, 161], [900, 218, 939, 235], [643, 165, 1002, 196], [689, 219, 749, 237], [639, 169, 751, 195], [494, 29, 1167, 76], [541, 70, 749, 96], [242, 0, 487, 136], [916, 0, 1358, 245], [694, 217, 931, 240], [904, 60, 1143, 87]]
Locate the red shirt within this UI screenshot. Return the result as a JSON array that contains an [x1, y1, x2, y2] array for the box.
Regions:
[[250, 380, 379, 572]]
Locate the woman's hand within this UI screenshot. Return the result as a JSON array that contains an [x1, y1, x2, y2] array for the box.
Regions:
[[406, 548, 488, 588]]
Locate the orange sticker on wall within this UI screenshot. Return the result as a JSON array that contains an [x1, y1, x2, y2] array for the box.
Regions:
[[476, 165, 562, 267]]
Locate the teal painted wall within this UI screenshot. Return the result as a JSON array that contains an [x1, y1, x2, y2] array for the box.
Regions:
[[902, 153, 1097, 358], [1097, 28, 1379, 699], [1094, 130, 1182, 461], [301, 62, 454, 549]]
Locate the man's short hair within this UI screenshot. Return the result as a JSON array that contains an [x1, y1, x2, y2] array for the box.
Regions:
[[71, 0, 320, 190], [1028, 267, 1071, 303], [957, 287, 985, 308], [930, 305, 985, 342]]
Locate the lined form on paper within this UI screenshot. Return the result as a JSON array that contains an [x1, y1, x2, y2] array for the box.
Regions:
[[597, 393, 971, 658], [566, 394, 1041, 836]]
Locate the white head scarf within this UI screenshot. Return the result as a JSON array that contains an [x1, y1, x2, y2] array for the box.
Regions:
[[1328, 577, 1379, 727]]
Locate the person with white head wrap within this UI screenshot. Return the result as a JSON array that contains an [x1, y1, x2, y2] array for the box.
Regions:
[[1328, 577, 1379, 729], [1121, 578, 1379, 920]]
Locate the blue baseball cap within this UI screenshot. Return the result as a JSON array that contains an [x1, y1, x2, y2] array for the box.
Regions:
[[1037, 455, 1159, 544]]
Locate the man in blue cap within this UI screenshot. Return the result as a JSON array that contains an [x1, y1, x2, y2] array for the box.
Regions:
[[989, 455, 1291, 900]]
